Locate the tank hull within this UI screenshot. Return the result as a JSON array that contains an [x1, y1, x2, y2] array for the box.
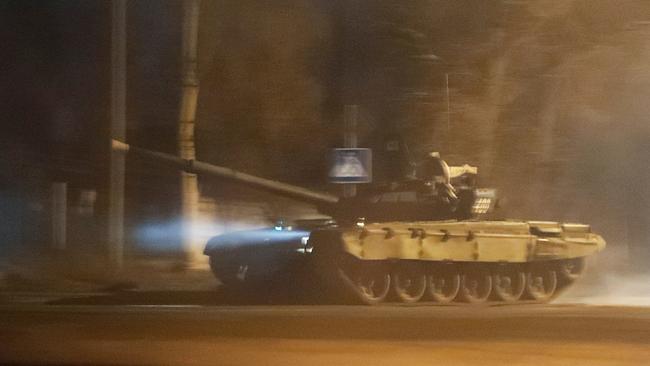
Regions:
[[316, 220, 605, 263], [313, 220, 604, 304], [205, 220, 605, 305]]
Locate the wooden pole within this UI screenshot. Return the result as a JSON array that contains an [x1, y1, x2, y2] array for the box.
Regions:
[[108, 0, 127, 271], [178, 0, 202, 266], [51, 182, 67, 251]]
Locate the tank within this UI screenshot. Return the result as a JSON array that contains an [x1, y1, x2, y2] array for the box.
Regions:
[[115, 141, 606, 305]]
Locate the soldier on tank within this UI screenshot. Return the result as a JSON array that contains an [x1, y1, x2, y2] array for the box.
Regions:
[[417, 152, 475, 220]]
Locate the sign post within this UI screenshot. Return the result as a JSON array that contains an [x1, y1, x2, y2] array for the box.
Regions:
[[343, 105, 359, 197]]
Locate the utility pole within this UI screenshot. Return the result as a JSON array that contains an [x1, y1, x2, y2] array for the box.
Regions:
[[343, 104, 358, 198], [445, 72, 451, 154], [51, 182, 67, 251], [178, 0, 202, 267], [108, 0, 127, 271]]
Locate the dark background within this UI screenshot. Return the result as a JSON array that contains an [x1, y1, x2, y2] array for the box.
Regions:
[[1, 0, 649, 267]]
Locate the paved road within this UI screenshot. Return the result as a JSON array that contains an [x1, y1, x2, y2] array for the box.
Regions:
[[1, 302, 649, 366]]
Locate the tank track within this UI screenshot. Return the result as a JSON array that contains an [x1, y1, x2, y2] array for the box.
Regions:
[[318, 256, 584, 306]]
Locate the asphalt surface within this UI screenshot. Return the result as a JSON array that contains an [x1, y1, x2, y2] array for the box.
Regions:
[[1, 295, 649, 366]]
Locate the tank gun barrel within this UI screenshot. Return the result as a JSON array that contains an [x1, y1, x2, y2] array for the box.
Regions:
[[112, 140, 340, 205]]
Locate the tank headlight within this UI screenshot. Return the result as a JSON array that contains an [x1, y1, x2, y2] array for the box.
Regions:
[[296, 236, 313, 254]]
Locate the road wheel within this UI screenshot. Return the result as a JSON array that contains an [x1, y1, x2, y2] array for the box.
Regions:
[[525, 266, 558, 302], [393, 265, 427, 303], [459, 268, 492, 303], [350, 265, 391, 305], [558, 257, 586, 282], [426, 267, 461, 303], [492, 266, 526, 302]]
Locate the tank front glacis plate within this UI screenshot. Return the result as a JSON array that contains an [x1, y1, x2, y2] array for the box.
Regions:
[[340, 221, 605, 263]]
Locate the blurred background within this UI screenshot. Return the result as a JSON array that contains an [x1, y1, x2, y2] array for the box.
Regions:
[[0, 0, 649, 271]]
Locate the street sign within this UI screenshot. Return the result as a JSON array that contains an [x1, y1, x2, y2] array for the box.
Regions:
[[329, 148, 372, 183]]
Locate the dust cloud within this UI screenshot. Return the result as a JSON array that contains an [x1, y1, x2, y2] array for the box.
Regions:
[[559, 246, 650, 306], [575, 272, 650, 306]]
